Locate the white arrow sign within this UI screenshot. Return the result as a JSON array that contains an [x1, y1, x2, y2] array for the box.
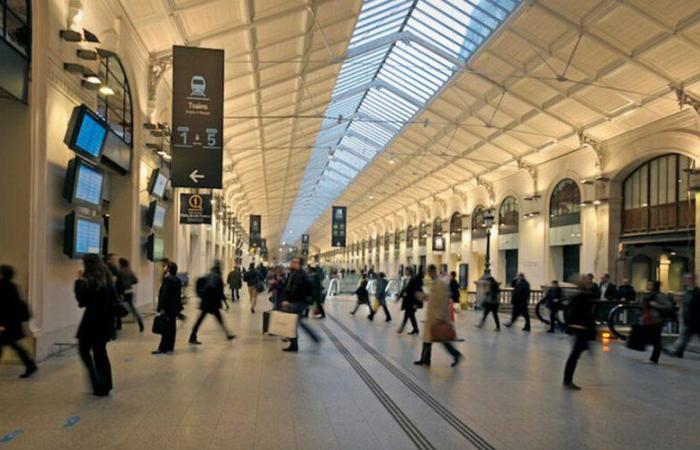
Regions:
[[189, 169, 205, 183]]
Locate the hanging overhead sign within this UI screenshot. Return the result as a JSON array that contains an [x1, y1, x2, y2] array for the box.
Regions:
[[249, 215, 261, 248], [331, 206, 346, 247], [301, 234, 310, 257], [171, 46, 224, 189], [179, 193, 212, 224]]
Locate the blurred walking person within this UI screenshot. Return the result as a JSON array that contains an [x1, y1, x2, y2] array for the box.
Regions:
[[506, 273, 531, 332], [74, 254, 117, 397], [226, 264, 242, 303], [282, 258, 320, 352], [640, 281, 675, 364], [670, 273, 700, 358], [543, 280, 563, 333], [153, 262, 183, 354], [369, 272, 391, 322], [563, 277, 596, 391], [351, 279, 372, 316], [0, 265, 37, 378], [243, 263, 262, 314], [414, 265, 462, 367], [477, 275, 501, 331], [189, 262, 235, 345], [397, 267, 422, 335], [117, 258, 143, 332]]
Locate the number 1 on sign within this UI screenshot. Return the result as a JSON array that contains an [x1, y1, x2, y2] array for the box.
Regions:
[[178, 126, 189, 146]]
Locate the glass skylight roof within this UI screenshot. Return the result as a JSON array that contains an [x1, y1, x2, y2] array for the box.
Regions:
[[283, 0, 521, 244]]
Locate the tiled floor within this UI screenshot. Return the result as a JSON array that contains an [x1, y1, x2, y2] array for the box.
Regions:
[[2, 294, 700, 450]]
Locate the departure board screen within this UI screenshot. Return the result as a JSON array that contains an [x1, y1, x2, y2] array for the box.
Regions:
[[153, 204, 166, 228], [75, 218, 102, 255], [74, 163, 104, 206], [75, 112, 108, 158]]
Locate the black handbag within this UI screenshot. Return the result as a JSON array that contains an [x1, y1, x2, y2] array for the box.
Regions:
[[152, 314, 169, 335], [626, 324, 649, 351], [110, 286, 129, 318]]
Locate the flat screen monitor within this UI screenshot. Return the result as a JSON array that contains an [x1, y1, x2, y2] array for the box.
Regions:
[[64, 212, 103, 259], [146, 201, 166, 229], [147, 234, 165, 262], [63, 158, 105, 210], [147, 168, 168, 200], [64, 105, 109, 161]]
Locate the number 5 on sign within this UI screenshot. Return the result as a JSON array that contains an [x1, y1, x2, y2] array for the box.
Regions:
[[205, 128, 218, 148]]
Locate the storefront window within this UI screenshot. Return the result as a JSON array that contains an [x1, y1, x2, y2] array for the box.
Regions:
[[418, 222, 428, 246], [550, 179, 581, 228], [449, 212, 462, 239], [1, 0, 30, 57], [499, 196, 519, 235], [472, 205, 488, 239], [622, 154, 694, 234], [96, 54, 133, 145]]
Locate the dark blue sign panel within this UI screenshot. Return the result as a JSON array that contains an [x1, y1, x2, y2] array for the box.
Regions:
[[331, 206, 346, 247], [301, 234, 310, 257], [249, 215, 261, 248], [171, 46, 224, 188]]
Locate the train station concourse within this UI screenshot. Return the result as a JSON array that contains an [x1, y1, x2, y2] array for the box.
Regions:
[[2, 0, 700, 449]]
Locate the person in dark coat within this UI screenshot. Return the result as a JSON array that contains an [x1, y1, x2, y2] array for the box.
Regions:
[[74, 254, 117, 397], [617, 279, 636, 303], [506, 273, 531, 331], [563, 277, 596, 390], [477, 275, 501, 330], [226, 265, 243, 302], [243, 263, 261, 313], [397, 267, 423, 335], [269, 266, 286, 311], [189, 262, 235, 345], [0, 265, 37, 378], [118, 258, 143, 332], [369, 272, 391, 322], [154, 262, 183, 354], [351, 279, 371, 315], [670, 273, 700, 358], [309, 266, 326, 319], [543, 280, 563, 333], [598, 274, 617, 301], [282, 257, 319, 352], [106, 253, 124, 334], [641, 281, 675, 364]]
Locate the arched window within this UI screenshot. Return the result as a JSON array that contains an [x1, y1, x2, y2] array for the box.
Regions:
[[550, 179, 581, 228], [449, 212, 462, 238], [418, 222, 428, 246], [433, 217, 445, 251], [406, 225, 414, 249], [1, 0, 31, 102], [472, 205, 488, 239], [622, 154, 695, 234], [97, 54, 133, 145], [499, 196, 519, 234]]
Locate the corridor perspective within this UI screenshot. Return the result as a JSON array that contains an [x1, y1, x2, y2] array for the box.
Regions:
[[2, 0, 700, 449]]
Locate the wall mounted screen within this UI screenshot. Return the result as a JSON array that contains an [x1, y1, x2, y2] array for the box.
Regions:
[[64, 158, 105, 210], [64, 212, 103, 259], [64, 105, 109, 161]]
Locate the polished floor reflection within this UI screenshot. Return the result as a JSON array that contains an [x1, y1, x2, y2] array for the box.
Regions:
[[1, 294, 700, 450]]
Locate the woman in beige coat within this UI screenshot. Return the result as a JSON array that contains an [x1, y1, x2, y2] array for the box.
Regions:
[[414, 265, 462, 367]]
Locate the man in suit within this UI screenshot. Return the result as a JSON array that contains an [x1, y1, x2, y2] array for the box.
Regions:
[[506, 273, 531, 332], [189, 262, 235, 345]]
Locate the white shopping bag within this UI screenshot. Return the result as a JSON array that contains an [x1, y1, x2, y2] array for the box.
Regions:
[[268, 311, 299, 338]]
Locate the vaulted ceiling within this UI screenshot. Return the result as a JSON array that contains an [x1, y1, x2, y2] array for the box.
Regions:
[[119, 0, 700, 250]]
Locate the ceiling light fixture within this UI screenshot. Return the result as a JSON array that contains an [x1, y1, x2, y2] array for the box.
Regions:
[[84, 75, 101, 84], [99, 85, 115, 96]]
